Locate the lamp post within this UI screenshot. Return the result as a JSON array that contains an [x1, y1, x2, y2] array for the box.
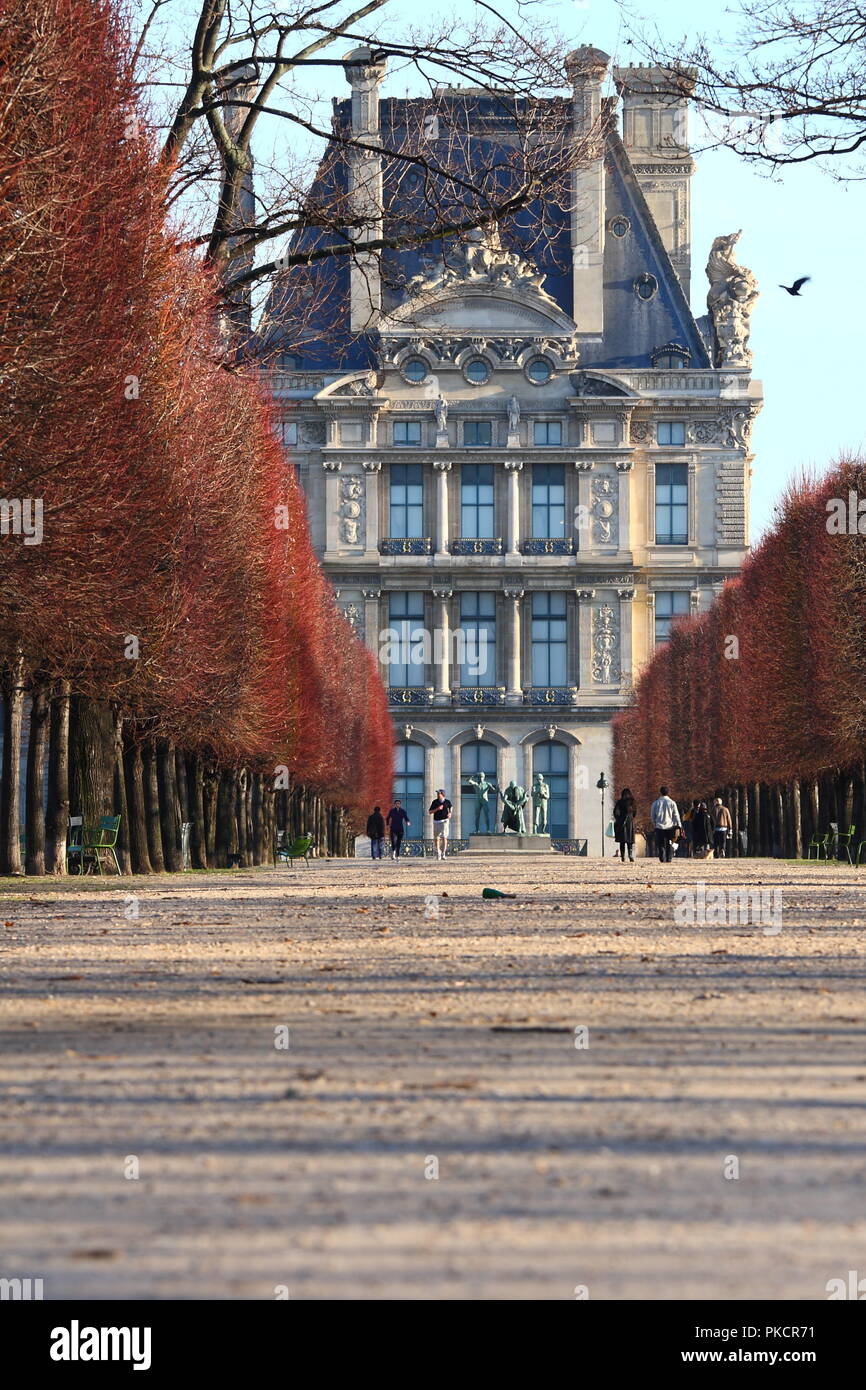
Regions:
[[596, 772, 608, 857]]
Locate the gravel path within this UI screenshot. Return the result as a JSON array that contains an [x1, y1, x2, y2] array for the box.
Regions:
[[1, 854, 865, 1300]]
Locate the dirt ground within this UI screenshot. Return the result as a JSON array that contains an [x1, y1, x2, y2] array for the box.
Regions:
[[1, 851, 865, 1301]]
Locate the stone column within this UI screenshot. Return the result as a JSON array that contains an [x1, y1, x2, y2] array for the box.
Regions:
[[432, 589, 452, 704], [576, 588, 595, 689], [574, 459, 593, 553], [362, 588, 381, 660], [363, 458, 381, 557], [504, 459, 523, 555], [504, 587, 524, 703], [433, 459, 451, 557], [615, 458, 633, 557], [646, 590, 656, 654], [424, 741, 438, 840], [617, 587, 634, 689], [688, 457, 697, 545], [323, 459, 342, 553], [451, 742, 462, 836], [568, 742, 582, 839]]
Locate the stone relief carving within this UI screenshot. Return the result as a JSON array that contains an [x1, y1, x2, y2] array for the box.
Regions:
[[688, 418, 726, 446], [332, 371, 379, 397], [592, 603, 621, 684], [340, 602, 363, 637], [339, 475, 364, 546], [404, 225, 560, 308], [300, 421, 327, 446], [726, 410, 755, 449], [591, 475, 618, 547], [630, 420, 651, 443], [706, 230, 759, 368]]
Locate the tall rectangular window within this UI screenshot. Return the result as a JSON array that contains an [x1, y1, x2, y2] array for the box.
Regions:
[[463, 420, 492, 447], [388, 591, 426, 685], [531, 592, 567, 686], [658, 421, 686, 446], [655, 462, 688, 545], [533, 421, 562, 446], [459, 592, 496, 687], [461, 462, 495, 538], [389, 463, 423, 539], [654, 590, 691, 644], [394, 420, 422, 446], [531, 462, 566, 539]]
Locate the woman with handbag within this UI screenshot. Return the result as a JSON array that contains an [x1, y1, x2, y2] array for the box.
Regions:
[[691, 800, 714, 858], [613, 788, 637, 863]]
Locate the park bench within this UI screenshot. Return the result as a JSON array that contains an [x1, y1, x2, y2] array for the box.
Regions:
[[276, 832, 313, 866], [66, 814, 122, 875]]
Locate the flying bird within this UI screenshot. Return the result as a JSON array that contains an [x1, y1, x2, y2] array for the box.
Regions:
[[779, 276, 810, 296]]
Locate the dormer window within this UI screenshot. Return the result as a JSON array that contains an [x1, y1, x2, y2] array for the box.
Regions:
[[651, 343, 690, 369], [464, 358, 491, 385], [526, 358, 553, 385], [402, 357, 429, 384], [634, 273, 658, 301]]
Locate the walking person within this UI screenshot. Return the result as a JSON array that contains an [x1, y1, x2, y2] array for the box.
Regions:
[[650, 785, 682, 863], [613, 788, 637, 864], [428, 789, 452, 861], [712, 797, 732, 858], [386, 799, 410, 860], [683, 799, 700, 857], [366, 805, 385, 860], [691, 800, 714, 859]]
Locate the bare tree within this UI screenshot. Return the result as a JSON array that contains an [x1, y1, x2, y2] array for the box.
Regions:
[[618, 0, 866, 175], [134, 0, 593, 351]]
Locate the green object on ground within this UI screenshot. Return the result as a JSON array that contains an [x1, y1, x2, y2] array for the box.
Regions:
[[482, 887, 517, 899]]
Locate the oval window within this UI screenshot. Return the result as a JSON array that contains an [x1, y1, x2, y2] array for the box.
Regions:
[[635, 273, 658, 301], [402, 357, 428, 383], [527, 358, 553, 384], [465, 359, 491, 385], [610, 216, 630, 238]]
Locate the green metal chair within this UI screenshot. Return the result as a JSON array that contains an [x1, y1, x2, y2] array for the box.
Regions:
[[836, 826, 857, 865], [84, 815, 122, 875], [807, 830, 830, 861], [66, 816, 86, 874], [276, 833, 313, 866]]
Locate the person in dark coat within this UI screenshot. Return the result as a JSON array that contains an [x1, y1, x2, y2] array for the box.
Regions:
[[613, 788, 637, 863], [366, 806, 385, 860], [691, 800, 714, 856], [386, 800, 411, 859]]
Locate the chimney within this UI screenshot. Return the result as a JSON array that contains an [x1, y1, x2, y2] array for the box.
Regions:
[[219, 63, 259, 339], [613, 63, 697, 299], [565, 46, 610, 338], [343, 47, 387, 332]]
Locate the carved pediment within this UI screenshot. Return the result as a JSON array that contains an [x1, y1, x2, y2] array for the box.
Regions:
[[381, 227, 577, 337]]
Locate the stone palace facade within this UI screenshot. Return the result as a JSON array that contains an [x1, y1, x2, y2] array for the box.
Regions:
[[264, 48, 762, 852]]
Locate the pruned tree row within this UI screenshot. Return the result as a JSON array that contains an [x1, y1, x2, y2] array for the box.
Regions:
[[0, 0, 392, 875], [613, 458, 866, 855]]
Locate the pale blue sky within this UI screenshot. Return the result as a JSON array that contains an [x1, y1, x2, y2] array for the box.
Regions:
[[138, 0, 863, 539]]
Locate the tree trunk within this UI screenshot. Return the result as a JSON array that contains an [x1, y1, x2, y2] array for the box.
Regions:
[[70, 696, 116, 827], [175, 748, 190, 827], [111, 711, 132, 875], [189, 753, 207, 869], [45, 680, 71, 875], [25, 683, 49, 875], [791, 778, 803, 859], [842, 770, 855, 837], [123, 736, 152, 874], [156, 738, 182, 872], [236, 767, 249, 866], [1, 653, 26, 875], [808, 778, 820, 844], [142, 739, 165, 872], [773, 784, 784, 858], [204, 764, 218, 864]]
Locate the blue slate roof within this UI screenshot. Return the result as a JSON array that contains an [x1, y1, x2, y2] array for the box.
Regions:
[[258, 93, 709, 371]]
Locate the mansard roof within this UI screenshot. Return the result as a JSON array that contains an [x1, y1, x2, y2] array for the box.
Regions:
[[258, 92, 710, 370]]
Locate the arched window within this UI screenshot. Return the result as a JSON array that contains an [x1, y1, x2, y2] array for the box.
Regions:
[[393, 743, 425, 840], [461, 741, 498, 834], [533, 741, 569, 838]]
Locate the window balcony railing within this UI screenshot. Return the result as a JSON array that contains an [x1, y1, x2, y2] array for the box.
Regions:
[[452, 685, 506, 706], [388, 686, 435, 706], [524, 686, 579, 706], [449, 538, 504, 556], [521, 538, 575, 556], [380, 537, 433, 556]]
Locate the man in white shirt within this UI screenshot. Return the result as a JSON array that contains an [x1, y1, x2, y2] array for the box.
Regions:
[[650, 785, 682, 863]]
